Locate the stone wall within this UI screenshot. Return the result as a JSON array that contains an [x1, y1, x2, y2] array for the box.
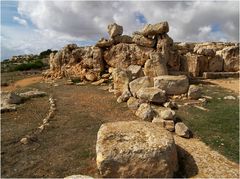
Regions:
[[43, 22, 239, 81]]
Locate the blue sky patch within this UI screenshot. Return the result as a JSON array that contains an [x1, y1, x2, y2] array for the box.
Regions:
[[211, 23, 221, 32], [135, 12, 147, 24]]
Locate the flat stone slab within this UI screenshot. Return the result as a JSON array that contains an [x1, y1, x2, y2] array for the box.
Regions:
[[96, 121, 178, 178], [19, 90, 47, 99], [203, 72, 239, 79]]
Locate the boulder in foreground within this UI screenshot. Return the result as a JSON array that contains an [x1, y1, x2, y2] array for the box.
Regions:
[[96, 121, 178, 178]]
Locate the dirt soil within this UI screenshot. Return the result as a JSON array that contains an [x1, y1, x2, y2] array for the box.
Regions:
[[1, 78, 239, 178], [1, 80, 139, 178], [1, 76, 42, 92], [204, 78, 239, 94]]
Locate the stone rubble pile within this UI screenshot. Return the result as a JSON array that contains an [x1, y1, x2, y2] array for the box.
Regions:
[[41, 21, 239, 178], [43, 21, 239, 81]]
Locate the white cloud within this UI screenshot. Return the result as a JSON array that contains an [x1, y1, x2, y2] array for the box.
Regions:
[[13, 16, 28, 26], [1, 25, 95, 59], [1, 1, 239, 59], [17, 1, 239, 42]]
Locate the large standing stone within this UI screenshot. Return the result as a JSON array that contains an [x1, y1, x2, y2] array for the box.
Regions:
[[141, 21, 169, 36], [129, 76, 153, 97], [144, 52, 168, 77], [107, 23, 123, 38], [154, 75, 189, 95], [112, 68, 132, 97], [208, 55, 223, 72], [132, 33, 156, 48], [216, 46, 239, 72], [135, 103, 154, 121], [184, 53, 208, 77], [156, 34, 173, 50], [96, 121, 178, 178], [136, 87, 166, 104]]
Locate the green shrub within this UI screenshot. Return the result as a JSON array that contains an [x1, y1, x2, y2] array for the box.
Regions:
[[14, 60, 45, 71], [39, 49, 58, 58]]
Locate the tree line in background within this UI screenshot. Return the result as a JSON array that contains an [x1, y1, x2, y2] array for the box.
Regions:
[[1, 49, 58, 72]]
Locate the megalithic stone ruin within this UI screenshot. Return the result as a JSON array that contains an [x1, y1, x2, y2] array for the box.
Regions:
[[43, 21, 239, 80]]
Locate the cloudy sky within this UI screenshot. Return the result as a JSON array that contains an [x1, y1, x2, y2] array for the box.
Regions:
[[1, 0, 239, 60]]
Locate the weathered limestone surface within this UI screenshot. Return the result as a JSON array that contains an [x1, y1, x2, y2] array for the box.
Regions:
[[154, 75, 189, 95], [127, 65, 144, 79], [127, 97, 142, 110], [216, 46, 239, 72], [141, 21, 169, 36], [113, 35, 133, 44], [144, 52, 168, 77], [112, 68, 132, 97], [129, 76, 153, 97], [132, 33, 156, 48], [188, 85, 201, 100], [135, 103, 154, 121], [108, 23, 123, 38], [175, 122, 190, 138], [203, 71, 239, 79], [96, 121, 178, 178], [44, 22, 239, 80], [104, 43, 153, 68], [136, 87, 166, 104]]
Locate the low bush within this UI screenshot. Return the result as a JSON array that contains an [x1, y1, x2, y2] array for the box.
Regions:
[[14, 60, 45, 71]]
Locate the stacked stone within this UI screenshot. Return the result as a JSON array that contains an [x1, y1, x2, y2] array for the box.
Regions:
[[43, 44, 104, 81], [177, 42, 239, 77], [43, 22, 239, 81], [95, 23, 133, 48]]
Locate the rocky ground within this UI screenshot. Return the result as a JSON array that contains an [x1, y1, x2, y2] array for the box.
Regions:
[[1, 75, 239, 178]]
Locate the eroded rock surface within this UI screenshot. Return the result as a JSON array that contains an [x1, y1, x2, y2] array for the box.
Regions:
[[154, 75, 189, 95], [96, 121, 178, 178]]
